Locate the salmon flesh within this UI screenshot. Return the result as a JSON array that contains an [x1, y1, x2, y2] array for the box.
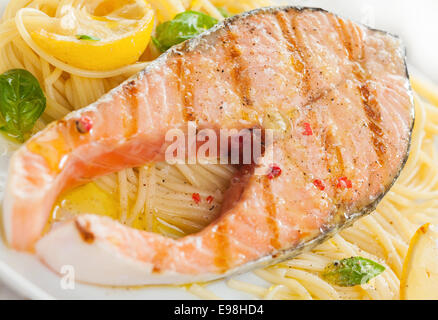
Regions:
[[2, 6, 414, 285]]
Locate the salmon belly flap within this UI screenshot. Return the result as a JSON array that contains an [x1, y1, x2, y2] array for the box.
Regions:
[[2, 7, 414, 284]]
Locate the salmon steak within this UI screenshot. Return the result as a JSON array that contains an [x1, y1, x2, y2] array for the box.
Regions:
[[2, 6, 414, 285]]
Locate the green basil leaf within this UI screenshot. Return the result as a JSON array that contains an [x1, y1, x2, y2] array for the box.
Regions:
[[153, 10, 218, 52], [76, 34, 100, 41], [0, 69, 46, 142], [151, 36, 167, 53], [322, 257, 385, 287]]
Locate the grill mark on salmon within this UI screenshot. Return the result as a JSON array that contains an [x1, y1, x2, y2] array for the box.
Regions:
[[330, 16, 387, 167], [74, 220, 95, 244], [122, 81, 139, 138], [337, 18, 355, 60], [335, 146, 345, 175], [322, 129, 345, 205], [262, 176, 281, 250], [152, 241, 169, 273], [288, 13, 313, 97], [360, 84, 387, 165], [275, 11, 308, 94], [175, 57, 196, 122], [223, 28, 252, 109], [213, 223, 229, 272]]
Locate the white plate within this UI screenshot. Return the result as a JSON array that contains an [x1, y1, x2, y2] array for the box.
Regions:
[[0, 0, 436, 299]]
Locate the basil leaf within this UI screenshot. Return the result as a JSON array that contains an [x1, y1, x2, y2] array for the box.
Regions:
[[152, 36, 166, 53], [322, 257, 385, 287], [0, 69, 46, 142], [217, 7, 232, 18], [153, 11, 218, 52], [76, 34, 100, 41]]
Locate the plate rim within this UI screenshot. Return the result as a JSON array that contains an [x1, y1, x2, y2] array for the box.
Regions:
[[0, 259, 54, 299]]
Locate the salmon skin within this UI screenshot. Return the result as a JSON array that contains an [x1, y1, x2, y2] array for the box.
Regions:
[[2, 6, 414, 285]]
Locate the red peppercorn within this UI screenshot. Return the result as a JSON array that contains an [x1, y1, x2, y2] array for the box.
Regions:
[[206, 195, 214, 204], [192, 193, 201, 204], [313, 179, 325, 191], [267, 165, 282, 179], [337, 177, 352, 189], [76, 116, 93, 133], [302, 122, 313, 136]]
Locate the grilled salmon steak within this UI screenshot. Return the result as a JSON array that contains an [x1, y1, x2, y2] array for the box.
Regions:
[[2, 6, 414, 285]]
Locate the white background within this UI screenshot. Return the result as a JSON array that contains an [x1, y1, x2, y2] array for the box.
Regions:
[[0, 0, 437, 299]]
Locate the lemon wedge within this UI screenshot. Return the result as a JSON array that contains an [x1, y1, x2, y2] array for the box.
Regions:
[[400, 223, 438, 300], [30, 0, 154, 71]]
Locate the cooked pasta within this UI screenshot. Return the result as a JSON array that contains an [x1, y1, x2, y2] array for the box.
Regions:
[[2, 0, 438, 300]]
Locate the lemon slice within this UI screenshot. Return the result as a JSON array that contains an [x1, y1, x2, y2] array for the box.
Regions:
[[400, 223, 438, 300], [30, 0, 154, 71]]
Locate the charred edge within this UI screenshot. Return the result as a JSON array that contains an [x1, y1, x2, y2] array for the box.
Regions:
[[262, 177, 281, 250], [74, 220, 95, 244]]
